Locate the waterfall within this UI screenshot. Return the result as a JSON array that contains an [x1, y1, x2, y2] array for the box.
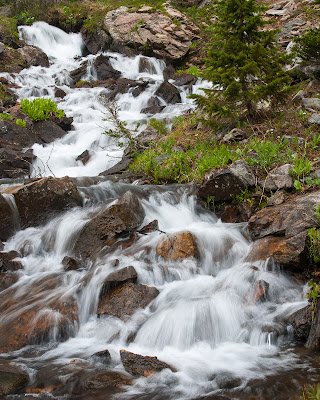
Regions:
[[0, 22, 312, 400]]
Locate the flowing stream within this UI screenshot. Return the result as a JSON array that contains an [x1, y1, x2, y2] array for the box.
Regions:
[[0, 22, 316, 400]]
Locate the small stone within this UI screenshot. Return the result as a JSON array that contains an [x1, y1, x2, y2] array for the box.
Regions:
[[156, 231, 199, 261], [302, 98, 320, 110], [309, 113, 320, 125], [0, 42, 4, 55], [267, 190, 285, 206], [291, 90, 305, 104], [223, 128, 247, 143]]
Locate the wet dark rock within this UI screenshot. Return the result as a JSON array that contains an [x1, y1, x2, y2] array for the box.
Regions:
[[85, 371, 132, 389], [155, 81, 181, 104], [0, 250, 22, 272], [100, 266, 138, 298], [0, 120, 40, 148], [62, 256, 81, 271], [0, 366, 29, 396], [147, 96, 161, 107], [120, 350, 176, 377], [139, 220, 159, 234], [174, 73, 197, 86], [215, 203, 253, 223], [163, 64, 176, 80], [252, 280, 269, 303], [6, 105, 33, 130], [81, 26, 112, 55], [53, 116, 73, 132], [157, 231, 199, 261], [0, 275, 78, 353], [99, 156, 132, 176], [33, 120, 68, 143], [141, 105, 165, 115], [107, 78, 147, 100], [70, 63, 88, 83], [7, 176, 82, 230], [94, 55, 121, 81], [76, 150, 91, 165], [74, 191, 145, 259], [306, 300, 320, 350], [139, 56, 157, 74], [54, 87, 67, 99], [245, 232, 308, 270], [0, 85, 18, 109], [17, 45, 49, 68], [0, 193, 17, 240], [215, 373, 242, 390], [90, 349, 112, 364], [199, 161, 255, 203], [0, 148, 33, 179], [97, 282, 159, 320], [288, 306, 312, 342], [248, 191, 320, 240]]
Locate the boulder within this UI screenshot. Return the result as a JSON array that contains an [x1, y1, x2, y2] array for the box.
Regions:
[[93, 54, 121, 81], [262, 164, 294, 191], [120, 350, 176, 377], [0, 275, 78, 353], [248, 191, 320, 240], [55, 87, 67, 99], [302, 98, 320, 110], [76, 150, 91, 165], [70, 63, 88, 83], [141, 105, 165, 115], [17, 45, 49, 68], [222, 128, 247, 143], [90, 349, 112, 364], [99, 266, 138, 297], [97, 282, 159, 320], [0, 366, 28, 396], [138, 56, 157, 74], [198, 160, 255, 202], [81, 26, 112, 54], [6, 177, 82, 230], [103, 6, 200, 64], [73, 191, 145, 259], [0, 250, 22, 272], [306, 300, 320, 349], [85, 371, 132, 389], [0, 148, 33, 180], [156, 231, 199, 261], [288, 305, 312, 342], [62, 256, 81, 271], [246, 232, 308, 270], [155, 81, 181, 104], [33, 120, 68, 143], [6, 105, 33, 130], [174, 73, 198, 86], [99, 156, 132, 176], [0, 194, 17, 240], [215, 203, 253, 223]]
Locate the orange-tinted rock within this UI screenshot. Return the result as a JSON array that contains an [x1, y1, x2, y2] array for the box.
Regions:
[[120, 350, 176, 377], [99, 266, 138, 298], [0, 275, 78, 353], [245, 232, 308, 270], [248, 191, 320, 240], [139, 220, 159, 234], [156, 231, 199, 261], [97, 282, 159, 320], [85, 371, 132, 389], [6, 177, 82, 230]]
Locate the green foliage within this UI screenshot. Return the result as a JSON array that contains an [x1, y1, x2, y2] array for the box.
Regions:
[[307, 205, 320, 264], [192, 0, 292, 121], [16, 11, 35, 25], [16, 118, 26, 128], [230, 187, 254, 205], [0, 113, 13, 121], [302, 383, 320, 400], [20, 98, 65, 121], [100, 96, 138, 150], [148, 119, 169, 135], [290, 153, 312, 191], [294, 28, 320, 63]]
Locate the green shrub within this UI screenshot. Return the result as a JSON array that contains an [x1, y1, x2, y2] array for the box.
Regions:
[[16, 118, 26, 128], [294, 28, 320, 62], [20, 98, 65, 121], [302, 383, 320, 400], [0, 113, 13, 121], [148, 119, 169, 135]]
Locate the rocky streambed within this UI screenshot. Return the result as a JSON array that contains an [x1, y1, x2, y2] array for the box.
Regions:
[[0, 13, 319, 400]]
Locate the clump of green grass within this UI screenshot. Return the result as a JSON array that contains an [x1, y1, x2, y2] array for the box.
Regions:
[[16, 118, 26, 127], [0, 112, 13, 121], [20, 98, 65, 121]]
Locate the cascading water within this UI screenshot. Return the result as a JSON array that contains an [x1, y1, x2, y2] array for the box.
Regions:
[[0, 21, 316, 400]]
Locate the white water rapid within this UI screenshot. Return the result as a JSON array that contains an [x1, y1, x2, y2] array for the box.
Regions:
[[0, 22, 314, 400]]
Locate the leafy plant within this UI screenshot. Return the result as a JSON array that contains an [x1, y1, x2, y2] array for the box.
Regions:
[[290, 154, 311, 191], [0, 113, 13, 121], [20, 98, 65, 121], [191, 0, 292, 121], [148, 119, 169, 135], [16, 118, 26, 127]]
